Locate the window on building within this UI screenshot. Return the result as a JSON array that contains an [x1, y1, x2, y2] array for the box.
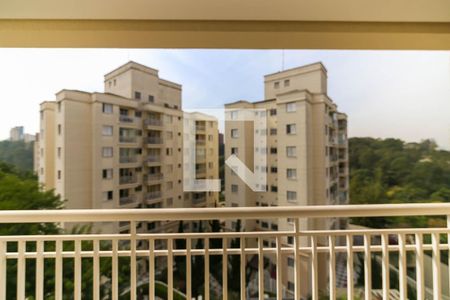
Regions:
[[102, 147, 113, 157], [135, 111, 142, 118], [270, 128, 277, 135], [287, 257, 295, 267], [57, 124, 62, 135], [271, 185, 278, 192], [286, 146, 297, 157], [148, 95, 154, 103], [287, 191, 297, 202], [208, 162, 213, 168], [231, 129, 239, 138], [166, 131, 173, 140], [230, 111, 238, 120], [57, 170, 61, 180], [166, 182, 173, 190], [166, 198, 173, 207], [287, 168, 297, 179], [134, 91, 141, 100], [231, 147, 238, 155], [287, 281, 295, 291], [166, 115, 173, 124], [102, 125, 113, 136], [271, 166, 278, 173], [57, 147, 61, 158], [208, 134, 213, 141], [269, 108, 277, 116], [270, 147, 277, 154], [286, 124, 296, 134], [57, 102, 61, 112], [102, 103, 113, 114], [231, 184, 239, 193], [284, 79, 290, 87], [274, 81, 280, 89], [103, 191, 113, 201], [286, 102, 296, 112], [102, 169, 113, 179]]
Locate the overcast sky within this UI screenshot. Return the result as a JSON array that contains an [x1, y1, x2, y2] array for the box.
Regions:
[[0, 49, 449, 149]]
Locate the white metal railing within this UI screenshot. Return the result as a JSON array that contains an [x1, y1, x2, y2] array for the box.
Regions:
[[1, 203, 450, 300]]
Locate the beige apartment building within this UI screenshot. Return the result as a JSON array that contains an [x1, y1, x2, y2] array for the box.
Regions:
[[225, 62, 349, 298], [36, 61, 219, 233]]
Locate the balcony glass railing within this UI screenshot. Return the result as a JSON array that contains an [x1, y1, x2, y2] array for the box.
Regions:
[[146, 155, 161, 163], [145, 137, 163, 144], [119, 115, 134, 123], [119, 175, 137, 185], [145, 191, 162, 200], [144, 119, 163, 126], [119, 195, 135, 205], [119, 136, 137, 143], [1, 204, 449, 300], [146, 173, 163, 181], [119, 156, 138, 164]]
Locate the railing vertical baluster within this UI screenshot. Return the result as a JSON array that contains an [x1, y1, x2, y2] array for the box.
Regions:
[[311, 235, 318, 300], [432, 232, 442, 300], [17, 240, 25, 300], [223, 237, 228, 300], [346, 234, 354, 299], [93, 239, 100, 300], [112, 239, 118, 300], [328, 235, 336, 300], [447, 216, 450, 299], [240, 237, 246, 300], [130, 221, 137, 300], [205, 237, 210, 300], [398, 233, 407, 300], [381, 234, 390, 300], [36, 240, 44, 300], [186, 238, 192, 300], [364, 234, 372, 300], [415, 233, 425, 300], [74, 239, 82, 300], [294, 219, 301, 300], [149, 239, 155, 300], [55, 239, 63, 300], [258, 238, 264, 300], [168, 238, 173, 300], [276, 237, 282, 300], [0, 241, 6, 300]]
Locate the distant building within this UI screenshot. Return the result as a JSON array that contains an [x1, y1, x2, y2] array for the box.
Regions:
[[9, 126, 35, 143], [224, 62, 349, 298], [9, 126, 24, 141], [36, 61, 219, 234]]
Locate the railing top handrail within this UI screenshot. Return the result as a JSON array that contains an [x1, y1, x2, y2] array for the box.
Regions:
[[1, 203, 450, 223]]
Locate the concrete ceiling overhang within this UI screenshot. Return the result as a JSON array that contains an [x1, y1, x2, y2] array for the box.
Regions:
[[0, 0, 449, 49]]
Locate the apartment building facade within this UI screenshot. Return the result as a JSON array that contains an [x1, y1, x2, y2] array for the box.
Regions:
[[36, 61, 219, 233], [224, 62, 349, 298]]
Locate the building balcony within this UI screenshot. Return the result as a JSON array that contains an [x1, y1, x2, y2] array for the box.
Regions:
[[119, 195, 136, 205], [145, 173, 163, 182], [145, 191, 162, 201], [1, 203, 449, 299], [119, 175, 137, 185], [196, 124, 206, 131], [119, 115, 134, 123], [144, 137, 163, 145], [119, 136, 138, 143], [119, 156, 138, 164], [144, 119, 163, 127], [145, 155, 161, 163]]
